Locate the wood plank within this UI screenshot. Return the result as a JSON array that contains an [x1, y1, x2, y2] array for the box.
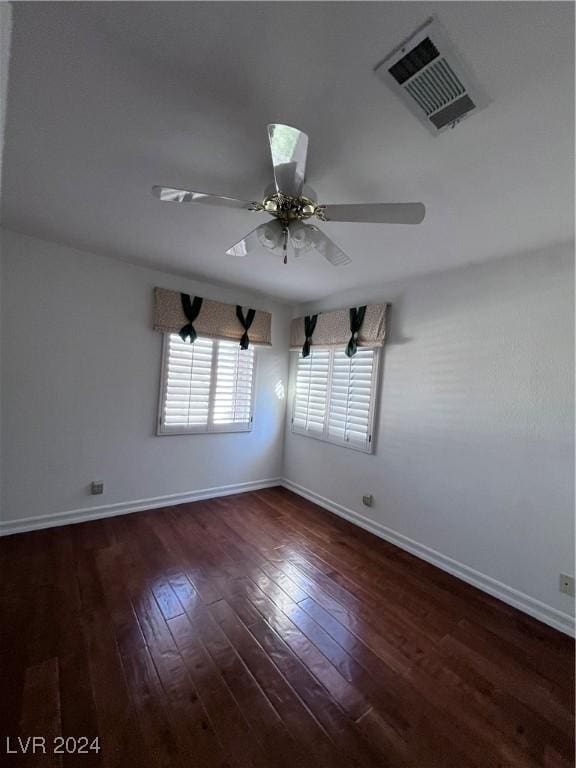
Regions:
[[19, 658, 62, 768], [114, 523, 233, 768], [247, 616, 386, 768], [179, 587, 298, 768], [94, 545, 186, 768], [82, 610, 150, 768], [168, 612, 268, 768], [208, 598, 335, 768], [234, 576, 370, 720]]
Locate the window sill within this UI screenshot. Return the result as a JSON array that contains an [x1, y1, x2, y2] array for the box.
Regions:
[[157, 423, 253, 436], [291, 424, 374, 454]]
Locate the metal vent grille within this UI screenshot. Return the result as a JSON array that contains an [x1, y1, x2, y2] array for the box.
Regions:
[[388, 37, 439, 84], [404, 58, 466, 115], [375, 18, 488, 134]]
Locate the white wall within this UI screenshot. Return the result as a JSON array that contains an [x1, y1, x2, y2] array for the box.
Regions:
[[0, 3, 13, 529], [284, 242, 575, 632], [0, 228, 290, 529], [0, 2, 12, 197]]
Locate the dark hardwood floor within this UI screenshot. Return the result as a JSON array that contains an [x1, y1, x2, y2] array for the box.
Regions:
[[1, 487, 574, 767]]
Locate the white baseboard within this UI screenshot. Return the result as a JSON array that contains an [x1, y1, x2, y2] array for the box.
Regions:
[[281, 478, 575, 637], [0, 478, 282, 536]]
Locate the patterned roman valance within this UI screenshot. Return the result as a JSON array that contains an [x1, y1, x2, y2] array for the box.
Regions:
[[153, 288, 272, 347], [290, 303, 388, 355]]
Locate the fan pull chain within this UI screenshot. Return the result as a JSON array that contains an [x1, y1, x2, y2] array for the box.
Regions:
[[282, 225, 288, 264]]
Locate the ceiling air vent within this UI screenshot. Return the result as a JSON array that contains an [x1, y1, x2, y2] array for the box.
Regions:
[[375, 17, 489, 134]]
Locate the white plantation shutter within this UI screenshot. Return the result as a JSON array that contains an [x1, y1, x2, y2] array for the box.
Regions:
[[327, 349, 376, 450], [212, 341, 255, 430], [162, 335, 213, 430], [292, 349, 330, 436], [292, 347, 379, 453], [159, 334, 255, 434]]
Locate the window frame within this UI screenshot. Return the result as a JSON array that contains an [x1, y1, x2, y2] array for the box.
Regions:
[[290, 346, 381, 454], [157, 334, 257, 437]]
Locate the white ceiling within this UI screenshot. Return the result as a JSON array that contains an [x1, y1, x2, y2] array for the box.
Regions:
[[1, 1, 573, 302]]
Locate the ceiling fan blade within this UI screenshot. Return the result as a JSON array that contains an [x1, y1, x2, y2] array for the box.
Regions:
[[152, 186, 257, 210], [226, 220, 285, 258], [267, 124, 309, 197], [293, 223, 352, 267], [320, 202, 425, 224]]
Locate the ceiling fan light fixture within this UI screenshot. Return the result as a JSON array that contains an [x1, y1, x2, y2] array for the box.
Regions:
[[153, 123, 425, 269]]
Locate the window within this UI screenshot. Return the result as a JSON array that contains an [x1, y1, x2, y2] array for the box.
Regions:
[[158, 334, 256, 435], [292, 347, 379, 452]]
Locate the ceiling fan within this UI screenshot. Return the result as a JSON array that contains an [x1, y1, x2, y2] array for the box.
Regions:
[[152, 124, 425, 267]]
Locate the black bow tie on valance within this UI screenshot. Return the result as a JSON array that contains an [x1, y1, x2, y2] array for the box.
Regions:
[[179, 294, 204, 343], [302, 314, 318, 358], [346, 305, 367, 357], [236, 306, 256, 350]]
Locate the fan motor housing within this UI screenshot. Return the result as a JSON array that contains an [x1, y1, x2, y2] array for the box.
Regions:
[[263, 193, 318, 221]]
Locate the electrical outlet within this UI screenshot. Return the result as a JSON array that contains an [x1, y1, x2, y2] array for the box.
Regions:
[[362, 494, 373, 507], [559, 574, 574, 596], [90, 481, 104, 496]]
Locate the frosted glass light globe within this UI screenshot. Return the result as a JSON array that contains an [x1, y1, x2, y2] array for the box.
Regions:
[[257, 223, 281, 250], [290, 222, 309, 250]]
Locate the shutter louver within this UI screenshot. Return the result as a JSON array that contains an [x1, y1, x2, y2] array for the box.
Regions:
[[160, 334, 255, 434], [293, 349, 330, 436], [328, 349, 375, 449]]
